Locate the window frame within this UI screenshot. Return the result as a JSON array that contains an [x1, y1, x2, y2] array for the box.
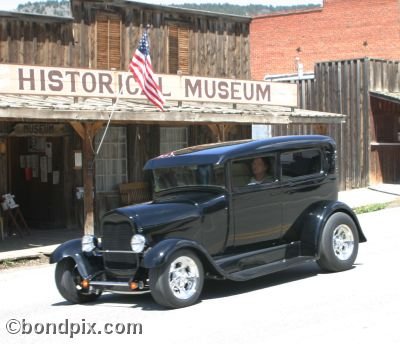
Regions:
[[94, 126, 128, 193], [229, 153, 279, 193], [279, 148, 324, 183], [167, 22, 191, 75], [160, 127, 188, 155], [95, 12, 122, 70]]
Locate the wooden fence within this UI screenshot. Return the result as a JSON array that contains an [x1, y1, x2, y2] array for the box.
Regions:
[[273, 58, 399, 190]]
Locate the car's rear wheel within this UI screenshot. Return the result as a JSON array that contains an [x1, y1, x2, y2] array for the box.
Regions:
[[55, 258, 101, 303], [149, 249, 204, 308], [317, 212, 359, 272]]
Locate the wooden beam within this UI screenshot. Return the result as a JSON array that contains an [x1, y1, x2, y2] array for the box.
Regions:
[[70, 121, 104, 140], [207, 124, 220, 141], [69, 121, 85, 139], [82, 122, 96, 235], [0, 108, 346, 124], [90, 121, 105, 136]]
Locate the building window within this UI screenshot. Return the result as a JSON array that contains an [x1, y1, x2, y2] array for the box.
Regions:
[[168, 24, 190, 75], [96, 12, 121, 70], [95, 126, 127, 192], [160, 127, 188, 154]]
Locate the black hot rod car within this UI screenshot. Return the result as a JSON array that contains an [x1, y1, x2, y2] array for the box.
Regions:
[[51, 135, 366, 308]]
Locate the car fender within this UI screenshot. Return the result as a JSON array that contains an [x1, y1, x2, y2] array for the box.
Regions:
[[49, 238, 103, 279], [143, 238, 223, 276], [299, 201, 366, 256]]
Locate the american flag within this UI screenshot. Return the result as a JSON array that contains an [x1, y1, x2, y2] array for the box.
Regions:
[[129, 30, 165, 111]]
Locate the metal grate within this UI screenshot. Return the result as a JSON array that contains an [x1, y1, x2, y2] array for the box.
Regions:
[[102, 218, 137, 271]]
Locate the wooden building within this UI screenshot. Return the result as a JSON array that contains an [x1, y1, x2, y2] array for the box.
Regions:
[[273, 58, 400, 190], [0, 0, 344, 235]]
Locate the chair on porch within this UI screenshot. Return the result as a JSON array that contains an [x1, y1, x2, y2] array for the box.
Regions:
[[1, 194, 30, 238], [119, 182, 152, 206]]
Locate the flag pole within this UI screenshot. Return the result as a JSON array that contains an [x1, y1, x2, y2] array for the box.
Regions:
[[95, 83, 124, 155], [96, 24, 153, 156]]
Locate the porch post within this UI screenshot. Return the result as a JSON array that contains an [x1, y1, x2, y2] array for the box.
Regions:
[[82, 122, 95, 235], [70, 121, 104, 235]]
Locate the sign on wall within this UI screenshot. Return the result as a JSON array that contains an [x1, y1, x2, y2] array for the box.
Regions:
[[9, 123, 70, 137], [0, 64, 298, 107]]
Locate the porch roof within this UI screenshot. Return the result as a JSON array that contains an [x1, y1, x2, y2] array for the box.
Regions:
[[370, 90, 400, 105], [0, 95, 345, 125]]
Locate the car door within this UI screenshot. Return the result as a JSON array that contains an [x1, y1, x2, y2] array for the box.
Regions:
[[230, 154, 283, 247], [278, 148, 333, 239]]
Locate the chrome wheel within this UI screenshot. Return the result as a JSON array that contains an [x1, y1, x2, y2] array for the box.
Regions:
[[168, 256, 200, 300], [332, 224, 354, 260], [317, 212, 359, 272]]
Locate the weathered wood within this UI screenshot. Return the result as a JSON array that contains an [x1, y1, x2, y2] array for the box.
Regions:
[[0, 138, 7, 195], [82, 122, 95, 235], [70, 121, 85, 139], [273, 57, 389, 190], [63, 135, 74, 229], [0, 104, 345, 124]]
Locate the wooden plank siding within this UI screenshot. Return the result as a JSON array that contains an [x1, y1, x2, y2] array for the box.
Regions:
[[273, 57, 400, 190], [68, 0, 251, 78], [368, 59, 400, 185], [0, 17, 75, 66], [0, 2, 252, 230], [273, 58, 374, 190], [369, 94, 400, 184]]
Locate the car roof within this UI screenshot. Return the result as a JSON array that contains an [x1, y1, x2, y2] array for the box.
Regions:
[[144, 135, 335, 169]]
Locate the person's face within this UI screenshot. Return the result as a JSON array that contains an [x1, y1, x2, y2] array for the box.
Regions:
[[252, 158, 267, 177]]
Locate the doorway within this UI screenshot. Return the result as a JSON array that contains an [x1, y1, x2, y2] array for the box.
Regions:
[[370, 96, 400, 185], [9, 136, 66, 228]]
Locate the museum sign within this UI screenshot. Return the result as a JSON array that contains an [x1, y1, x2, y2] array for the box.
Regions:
[[0, 64, 297, 107]]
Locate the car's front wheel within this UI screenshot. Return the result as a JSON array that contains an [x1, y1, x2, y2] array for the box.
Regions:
[[55, 258, 101, 304], [149, 249, 204, 308], [317, 212, 359, 272]]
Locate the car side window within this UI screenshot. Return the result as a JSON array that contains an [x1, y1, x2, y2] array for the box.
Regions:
[[231, 155, 276, 189], [280, 149, 322, 181]]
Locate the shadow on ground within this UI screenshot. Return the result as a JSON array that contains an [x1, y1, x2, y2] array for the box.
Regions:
[[0, 228, 82, 252], [52, 262, 322, 311]]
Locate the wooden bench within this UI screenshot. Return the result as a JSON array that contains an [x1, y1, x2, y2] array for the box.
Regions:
[[119, 182, 152, 206]]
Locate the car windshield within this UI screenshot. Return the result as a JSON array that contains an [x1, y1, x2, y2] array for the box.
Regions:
[[152, 164, 225, 193]]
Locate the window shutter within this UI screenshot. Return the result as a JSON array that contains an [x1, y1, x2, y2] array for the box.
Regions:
[[168, 24, 190, 75], [96, 12, 121, 70], [168, 25, 179, 74], [178, 26, 190, 75]]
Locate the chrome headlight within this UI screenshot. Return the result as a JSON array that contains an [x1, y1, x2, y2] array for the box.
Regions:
[[82, 235, 97, 252], [130, 234, 146, 253]]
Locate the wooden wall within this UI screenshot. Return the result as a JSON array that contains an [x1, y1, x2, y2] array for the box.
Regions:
[[273, 58, 400, 190], [0, 2, 250, 76], [0, 3, 252, 229], [273, 59, 371, 190], [0, 16, 75, 66], [369, 95, 400, 184], [70, 0, 251, 78], [369, 59, 400, 185], [369, 59, 400, 92]]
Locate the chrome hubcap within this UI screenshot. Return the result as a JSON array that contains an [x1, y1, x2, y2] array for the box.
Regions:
[[168, 256, 199, 300], [332, 224, 354, 260]]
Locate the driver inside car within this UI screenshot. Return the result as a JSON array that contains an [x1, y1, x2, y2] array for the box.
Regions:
[[248, 157, 274, 185]]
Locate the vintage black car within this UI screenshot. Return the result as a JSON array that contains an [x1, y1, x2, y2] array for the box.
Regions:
[[51, 135, 366, 308]]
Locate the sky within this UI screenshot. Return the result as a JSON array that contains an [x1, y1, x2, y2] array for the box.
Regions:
[[1, 0, 322, 12]]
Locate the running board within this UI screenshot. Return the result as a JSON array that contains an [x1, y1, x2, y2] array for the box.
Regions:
[[228, 256, 315, 281]]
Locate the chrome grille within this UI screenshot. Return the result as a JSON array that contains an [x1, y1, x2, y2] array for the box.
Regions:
[[101, 214, 137, 272], [102, 221, 133, 251]]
